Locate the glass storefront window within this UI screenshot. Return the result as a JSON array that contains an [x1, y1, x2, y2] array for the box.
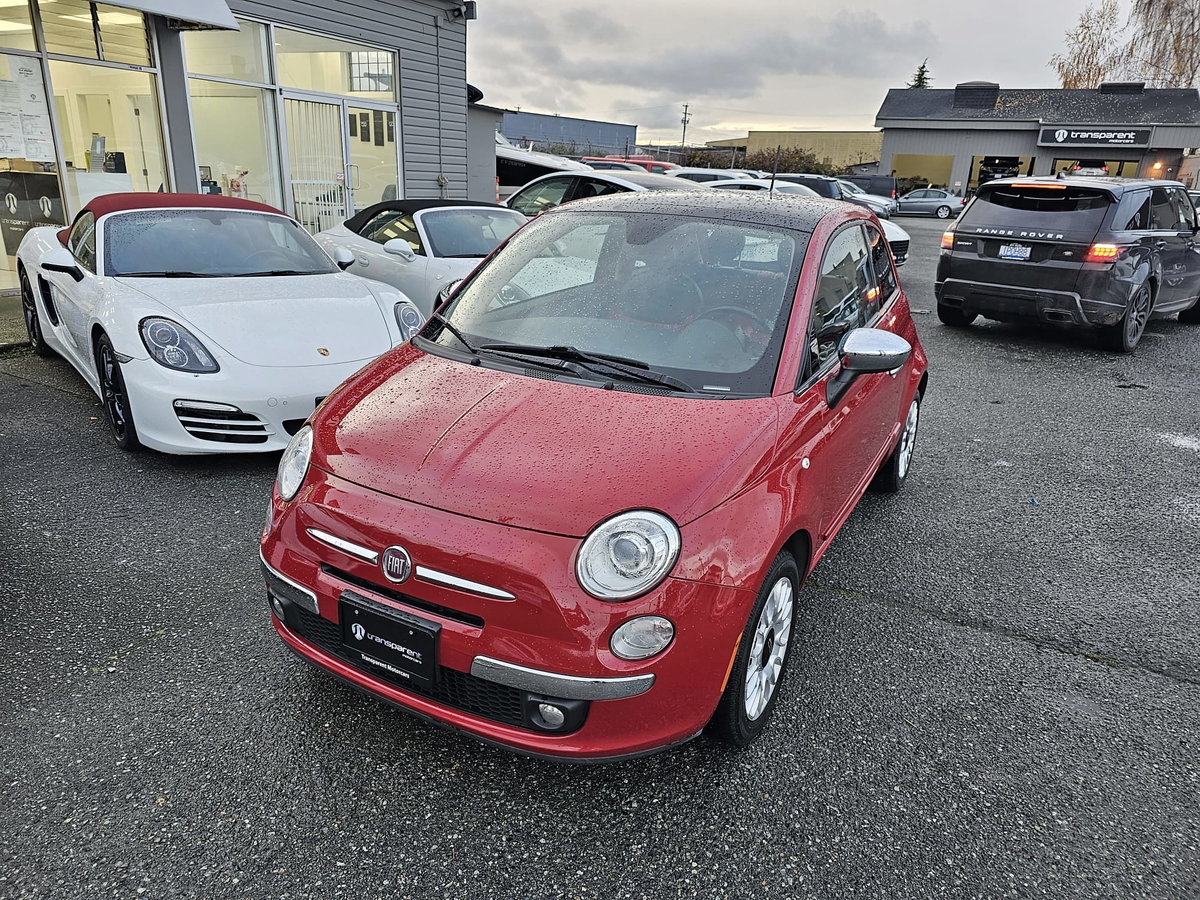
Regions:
[[189, 78, 282, 208], [274, 26, 395, 101], [41, 1, 151, 66], [50, 59, 167, 208], [0, 51, 61, 290], [0, 0, 36, 52], [184, 18, 270, 83]]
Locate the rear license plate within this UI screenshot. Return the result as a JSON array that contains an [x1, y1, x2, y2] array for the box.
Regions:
[[999, 243, 1031, 260], [339, 591, 440, 689]]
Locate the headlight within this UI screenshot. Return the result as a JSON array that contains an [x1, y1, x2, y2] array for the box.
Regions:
[[610, 616, 675, 660], [139, 317, 219, 372], [576, 510, 680, 600], [393, 301, 425, 341], [276, 425, 312, 501], [437, 278, 463, 307]]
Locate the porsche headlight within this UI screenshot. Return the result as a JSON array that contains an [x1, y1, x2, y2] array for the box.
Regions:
[[576, 511, 681, 601], [393, 301, 425, 341], [276, 426, 312, 501], [139, 317, 219, 373]]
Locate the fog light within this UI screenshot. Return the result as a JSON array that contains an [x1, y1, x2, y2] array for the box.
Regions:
[[610, 616, 674, 661], [270, 596, 286, 619], [537, 703, 566, 729]]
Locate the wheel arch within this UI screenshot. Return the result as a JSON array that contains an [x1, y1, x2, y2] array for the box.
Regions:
[[782, 528, 814, 584]]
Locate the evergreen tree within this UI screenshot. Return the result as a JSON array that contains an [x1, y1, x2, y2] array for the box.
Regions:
[[907, 59, 932, 89]]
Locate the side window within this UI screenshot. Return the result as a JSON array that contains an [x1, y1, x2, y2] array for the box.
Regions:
[[68, 211, 94, 259], [361, 211, 422, 253], [806, 225, 871, 378], [865, 224, 897, 312], [1170, 189, 1196, 231], [1122, 193, 1152, 231], [575, 178, 624, 199], [509, 178, 573, 217], [1150, 189, 1177, 230], [78, 226, 97, 273], [650, 164, 668, 174]]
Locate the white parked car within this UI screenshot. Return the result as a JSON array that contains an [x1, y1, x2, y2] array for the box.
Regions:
[[17, 193, 424, 454], [664, 167, 754, 183], [315, 200, 527, 315]]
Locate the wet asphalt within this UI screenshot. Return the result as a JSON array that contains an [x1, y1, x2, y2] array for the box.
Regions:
[[1, 216, 1198, 900]]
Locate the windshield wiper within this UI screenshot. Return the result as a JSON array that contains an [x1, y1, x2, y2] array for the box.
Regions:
[[236, 269, 319, 277], [430, 313, 479, 355], [438, 253, 487, 259], [120, 271, 224, 278], [476, 343, 695, 393]]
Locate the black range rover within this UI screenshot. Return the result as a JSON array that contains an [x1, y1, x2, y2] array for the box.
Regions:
[[936, 177, 1200, 351]]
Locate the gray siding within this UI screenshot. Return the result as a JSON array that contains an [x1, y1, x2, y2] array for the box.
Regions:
[[227, 0, 468, 199]]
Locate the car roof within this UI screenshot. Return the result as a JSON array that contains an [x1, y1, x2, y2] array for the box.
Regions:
[[539, 186, 849, 231], [344, 198, 508, 233], [980, 175, 1184, 193], [80, 192, 282, 223], [775, 173, 837, 181], [517, 170, 710, 192]]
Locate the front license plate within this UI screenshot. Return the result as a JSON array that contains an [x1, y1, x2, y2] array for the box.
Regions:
[[339, 591, 440, 689], [999, 243, 1031, 260]]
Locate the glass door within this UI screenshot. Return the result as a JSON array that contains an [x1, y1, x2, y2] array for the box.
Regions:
[[283, 96, 346, 233], [345, 105, 399, 209]]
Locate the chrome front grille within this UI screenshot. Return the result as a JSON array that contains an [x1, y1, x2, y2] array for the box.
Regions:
[[173, 400, 269, 444]]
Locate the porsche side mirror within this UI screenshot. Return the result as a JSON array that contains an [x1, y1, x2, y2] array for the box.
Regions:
[[826, 327, 912, 407], [42, 246, 83, 282], [331, 246, 355, 270], [384, 239, 416, 262]]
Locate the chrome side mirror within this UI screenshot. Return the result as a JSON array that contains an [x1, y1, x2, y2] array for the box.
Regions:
[[330, 246, 355, 270], [826, 327, 912, 407], [384, 239, 417, 262]]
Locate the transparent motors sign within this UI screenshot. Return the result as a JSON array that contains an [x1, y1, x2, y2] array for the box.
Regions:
[[1038, 126, 1152, 148]]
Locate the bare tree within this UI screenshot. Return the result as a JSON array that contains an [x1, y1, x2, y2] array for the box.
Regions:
[[1124, 0, 1200, 87], [1049, 0, 1123, 88]]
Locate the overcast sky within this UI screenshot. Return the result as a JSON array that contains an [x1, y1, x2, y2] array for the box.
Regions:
[[466, 0, 1108, 145]]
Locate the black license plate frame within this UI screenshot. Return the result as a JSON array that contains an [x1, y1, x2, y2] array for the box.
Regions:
[[338, 590, 440, 689]]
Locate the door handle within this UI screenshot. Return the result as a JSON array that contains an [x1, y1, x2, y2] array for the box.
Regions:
[[1154, 240, 1168, 250], [347, 164, 361, 190]]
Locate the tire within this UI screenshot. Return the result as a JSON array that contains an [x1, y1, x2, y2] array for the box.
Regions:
[[872, 392, 921, 494], [19, 268, 53, 358], [937, 302, 977, 327], [710, 551, 800, 748], [1100, 282, 1152, 352], [95, 333, 141, 451], [1179, 300, 1200, 324], [935, 205, 952, 219]]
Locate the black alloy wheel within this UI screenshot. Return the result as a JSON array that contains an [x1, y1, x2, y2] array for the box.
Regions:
[[1102, 283, 1152, 353], [96, 333, 141, 451], [709, 550, 800, 748], [20, 268, 53, 358]]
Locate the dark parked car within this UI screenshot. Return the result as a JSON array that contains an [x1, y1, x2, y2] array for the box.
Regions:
[[775, 174, 894, 218], [841, 174, 898, 200], [506, 170, 708, 218], [936, 176, 1200, 351]]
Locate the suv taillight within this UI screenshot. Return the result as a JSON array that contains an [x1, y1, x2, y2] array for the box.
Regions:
[[1084, 243, 1123, 263], [940, 231, 955, 250]]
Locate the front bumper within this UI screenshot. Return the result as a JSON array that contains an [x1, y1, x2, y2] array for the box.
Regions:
[[260, 468, 757, 760], [119, 356, 371, 454], [936, 277, 1127, 327]]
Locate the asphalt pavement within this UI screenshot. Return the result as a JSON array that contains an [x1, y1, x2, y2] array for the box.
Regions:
[[1, 216, 1198, 900]]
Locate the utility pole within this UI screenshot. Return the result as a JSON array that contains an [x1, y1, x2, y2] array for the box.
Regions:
[[680, 103, 691, 150]]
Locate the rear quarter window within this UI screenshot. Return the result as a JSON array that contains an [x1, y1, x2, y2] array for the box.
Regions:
[[962, 185, 1113, 232]]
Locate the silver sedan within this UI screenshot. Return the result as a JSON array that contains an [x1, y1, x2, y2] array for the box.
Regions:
[[897, 188, 965, 219]]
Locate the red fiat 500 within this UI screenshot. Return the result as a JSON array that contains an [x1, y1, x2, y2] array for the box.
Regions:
[[260, 191, 928, 761]]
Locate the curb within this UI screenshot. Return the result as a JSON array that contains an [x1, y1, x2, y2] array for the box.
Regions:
[[0, 340, 31, 352]]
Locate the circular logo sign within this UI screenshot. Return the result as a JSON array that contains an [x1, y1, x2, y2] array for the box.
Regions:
[[381, 545, 413, 583], [1054, 129, 1069, 143]]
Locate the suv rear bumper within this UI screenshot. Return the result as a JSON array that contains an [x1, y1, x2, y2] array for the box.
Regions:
[[936, 277, 1127, 327]]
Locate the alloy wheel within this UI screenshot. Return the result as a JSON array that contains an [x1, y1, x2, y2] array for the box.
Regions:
[[20, 272, 42, 350], [1125, 285, 1151, 347], [898, 398, 920, 479], [744, 575, 794, 721], [98, 341, 130, 443], [936, 206, 951, 219]]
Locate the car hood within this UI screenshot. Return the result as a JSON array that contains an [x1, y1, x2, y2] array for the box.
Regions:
[[117, 273, 392, 367], [312, 347, 779, 537]]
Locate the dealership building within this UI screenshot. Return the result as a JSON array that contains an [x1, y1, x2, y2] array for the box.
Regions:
[[875, 81, 1200, 194], [0, 0, 471, 291]]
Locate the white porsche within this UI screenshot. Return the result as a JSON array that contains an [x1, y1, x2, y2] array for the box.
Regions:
[[17, 193, 425, 455], [314, 199, 528, 316]]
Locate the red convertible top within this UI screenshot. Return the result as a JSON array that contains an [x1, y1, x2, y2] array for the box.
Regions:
[[58, 192, 285, 244]]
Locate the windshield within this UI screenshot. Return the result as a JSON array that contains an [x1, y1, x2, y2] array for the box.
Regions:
[[432, 210, 806, 397], [104, 209, 336, 277], [419, 208, 526, 258], [964, 185, 1114, 233]]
